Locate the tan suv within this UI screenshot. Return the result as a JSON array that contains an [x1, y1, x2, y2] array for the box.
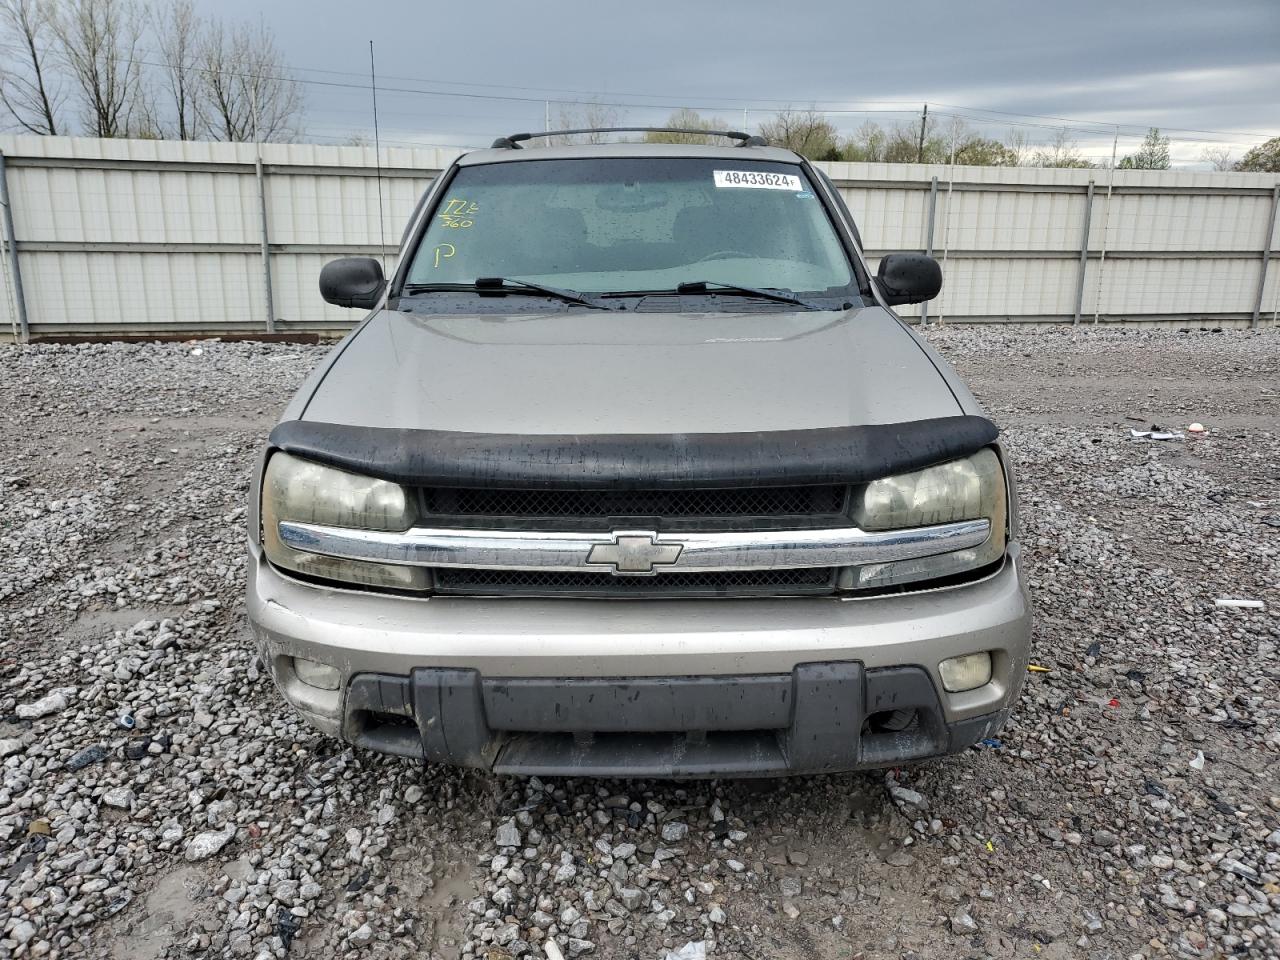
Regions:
[[246, 128, 1033, 777]]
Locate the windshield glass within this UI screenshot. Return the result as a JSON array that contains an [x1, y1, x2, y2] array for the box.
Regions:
[[403, 158, 858, 298]]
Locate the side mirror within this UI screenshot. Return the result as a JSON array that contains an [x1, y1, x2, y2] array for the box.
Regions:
[[877, 253, 942, 306], [319, 257, 386, 309]]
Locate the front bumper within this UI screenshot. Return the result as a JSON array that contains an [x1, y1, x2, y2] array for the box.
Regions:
[[247, 542, 1032, 777]]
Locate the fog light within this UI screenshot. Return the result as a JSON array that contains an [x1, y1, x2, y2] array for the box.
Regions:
[[293, 657, 341, 691], [939, 652, 992, 693]]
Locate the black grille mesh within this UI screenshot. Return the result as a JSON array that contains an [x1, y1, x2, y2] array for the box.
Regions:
[[433, 567, 836, 597], [422, 486, 846, 520]]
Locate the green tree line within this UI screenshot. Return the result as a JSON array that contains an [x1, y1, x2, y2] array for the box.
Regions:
[[644, 108, 1280, 173]]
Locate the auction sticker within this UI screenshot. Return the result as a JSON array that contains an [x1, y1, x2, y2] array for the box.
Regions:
[[714, 170, 803, 190]]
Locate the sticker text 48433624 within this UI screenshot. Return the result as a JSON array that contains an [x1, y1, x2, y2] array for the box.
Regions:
[[713, 170, 803, 191]]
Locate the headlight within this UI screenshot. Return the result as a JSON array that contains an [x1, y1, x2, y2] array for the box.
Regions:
[[261, 452, 427, 590], [847, 448, 1007, 589]]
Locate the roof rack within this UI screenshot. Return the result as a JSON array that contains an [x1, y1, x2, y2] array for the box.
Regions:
[[490, 127, 770, 149]]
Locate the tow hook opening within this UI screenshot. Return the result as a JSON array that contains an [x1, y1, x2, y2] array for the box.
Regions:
[[862, 708, 919, 735]]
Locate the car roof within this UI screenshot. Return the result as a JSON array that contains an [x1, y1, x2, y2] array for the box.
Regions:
[[457, 141, 804, 166]]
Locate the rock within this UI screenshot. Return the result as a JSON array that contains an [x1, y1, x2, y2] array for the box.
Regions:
[[787, 851, 809, 866], [664, 943, 706, 960], [708, 906, 726, 924], [554, 860, 577, 882], [611, 842, 636, 859], [1092, 829, 1118, 847], [0, 738, 24, 758], [661, 821, 689, 842], [885, 851, 915, 867], [17, 691, 70, 719], [101, 786, 135, 809], [567, 938, 596, 956], [619, 887, 646, 911], [404, 785, 424, 804], [1218, 859, 1259, 882], [348, 922, 374, 944], [10, 920, 36, 945], [66, 744, 108, 770], [725, 859, 746, 872], [951, 907, 979, 933], [890, 785, 928, 812], [185, 828, 235, 862], [779, 876, 803, 898], [495, 820, 521, 848], [936, 884, 963, 904]]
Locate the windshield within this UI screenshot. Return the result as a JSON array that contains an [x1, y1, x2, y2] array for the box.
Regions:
[[402, 158, 859, 299]]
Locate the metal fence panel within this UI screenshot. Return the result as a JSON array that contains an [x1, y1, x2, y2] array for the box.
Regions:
[[1, 133, 1277, 337]]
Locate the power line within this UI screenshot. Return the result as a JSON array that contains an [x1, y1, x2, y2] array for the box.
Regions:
[[184, 54, 1280, 142], [926, 101, 1273, 141], [116, 51, 1277, 145]]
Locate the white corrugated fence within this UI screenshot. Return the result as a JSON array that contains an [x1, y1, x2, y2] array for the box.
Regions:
[[1, 134, 1277, 338]]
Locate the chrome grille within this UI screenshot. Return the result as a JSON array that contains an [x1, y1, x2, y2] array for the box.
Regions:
[[421, 485, 848, 521], [432, 566, 838, 598]]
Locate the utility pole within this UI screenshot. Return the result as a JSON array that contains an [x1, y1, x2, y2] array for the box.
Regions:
[[917, 104, 928, 164]]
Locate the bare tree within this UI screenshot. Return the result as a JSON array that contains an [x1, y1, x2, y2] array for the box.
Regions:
[[1030, 127, 1093, 168], [639, 108, 732, 145], [154, 0, 201, 139], [1004, 128, 1029, 166], [50, 0, 150, 137], [841, 120, 888, 162], [198, 17, 301, 142], [545, 101, 623, 145], [1200, 146, 1234, 172], [0, 0, 63, 134], [758, 108, 840, 160]]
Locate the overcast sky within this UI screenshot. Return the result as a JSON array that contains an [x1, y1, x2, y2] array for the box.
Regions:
[[197, 0, 1280, 166]]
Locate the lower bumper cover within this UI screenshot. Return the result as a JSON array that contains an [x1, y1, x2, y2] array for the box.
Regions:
[[340, 663, 1007, 778]]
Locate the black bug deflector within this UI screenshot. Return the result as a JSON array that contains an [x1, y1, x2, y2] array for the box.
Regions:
[[268, 416, 999, 489], [340, 664, 1008, 777]]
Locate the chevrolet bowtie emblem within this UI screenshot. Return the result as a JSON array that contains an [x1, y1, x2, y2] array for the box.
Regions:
[[585, 532, 683, 575]]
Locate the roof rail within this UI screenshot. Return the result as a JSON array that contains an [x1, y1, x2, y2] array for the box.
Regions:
[[490, 128, 770, 149]]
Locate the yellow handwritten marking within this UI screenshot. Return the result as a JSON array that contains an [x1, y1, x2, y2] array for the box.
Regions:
[[440, 198, 479, 228], [433, 243, 456, 268]]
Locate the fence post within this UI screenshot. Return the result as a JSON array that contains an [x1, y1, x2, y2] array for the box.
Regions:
[[1252, 184, 1279, 330], [255, 155, 276, 333], [1073, 180, 1095, 325], [921, 176, 938, 327], [0, 151, 30, 342]]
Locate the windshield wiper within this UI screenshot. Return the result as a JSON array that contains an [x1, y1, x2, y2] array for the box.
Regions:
[[402, 277, 612, 309], [600, 281, 825, 310]]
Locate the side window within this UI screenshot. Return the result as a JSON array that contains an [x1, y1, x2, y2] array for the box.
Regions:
[[399, 185, 434, 248], [817, 170, 863, 250]]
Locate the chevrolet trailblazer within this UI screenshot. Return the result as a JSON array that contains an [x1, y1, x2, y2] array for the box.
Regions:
[[246, 127, 1032, 777]]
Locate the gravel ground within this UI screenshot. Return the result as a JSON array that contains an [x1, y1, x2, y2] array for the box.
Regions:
[[0, 327, 1278, 960]]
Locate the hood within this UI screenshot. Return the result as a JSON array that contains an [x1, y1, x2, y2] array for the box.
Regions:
[[300, 305, 961, 434]]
